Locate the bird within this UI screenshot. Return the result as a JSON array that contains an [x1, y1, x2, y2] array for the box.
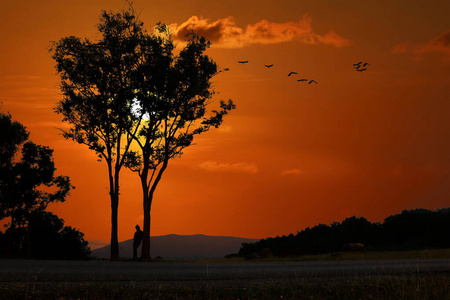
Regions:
[[353, 61, 362, 66], [363, 63, 371, 67], [297, 79, 308, 82], [238, 60, 249, 64], [357, 68, 367, 72], [288, 72, 298, 76], [308, 80, 318, 84], [264, 64, 274, 68], [223, 68, 229, 71]]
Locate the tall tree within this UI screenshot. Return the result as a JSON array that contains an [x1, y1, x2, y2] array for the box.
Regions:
[[51, 9, 144, 260], [127, 24, 235, 261], [0, 109, 72, 257], [52, 7, 235, 261]]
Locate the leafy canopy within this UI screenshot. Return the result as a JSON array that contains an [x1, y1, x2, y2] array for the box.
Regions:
[[51, 9, 145, 164], [125, 24, 235, 177], [0, 110, 73, 226]]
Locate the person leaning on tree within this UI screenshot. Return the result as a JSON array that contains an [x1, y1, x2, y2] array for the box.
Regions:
[[133, 225, 143, 260]]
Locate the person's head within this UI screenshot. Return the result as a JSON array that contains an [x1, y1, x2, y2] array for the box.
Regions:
[[135, 225, 140, 230]]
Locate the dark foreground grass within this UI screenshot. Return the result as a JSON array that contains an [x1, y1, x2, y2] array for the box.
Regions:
[[0, 273, 448, 300]]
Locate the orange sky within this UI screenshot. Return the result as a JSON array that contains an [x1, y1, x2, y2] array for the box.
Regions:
[[1, 0, 449, 249]]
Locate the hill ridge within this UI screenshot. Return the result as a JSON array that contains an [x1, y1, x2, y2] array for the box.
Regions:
[[91, 234, 259, 260]]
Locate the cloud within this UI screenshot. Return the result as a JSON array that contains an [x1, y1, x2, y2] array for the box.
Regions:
[[392, 42, 410, 54], [394, 30, 450, 60], [198, 161, 258, 174], [170, 15, 351, 48], [281, 169, 304, 176], [217, 125, 232, 133], [414, 30, 450, 60]]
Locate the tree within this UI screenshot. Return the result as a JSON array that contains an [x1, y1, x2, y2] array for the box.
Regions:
[[0, 211, 91, 259], [51, 9, 145, 260], [127, 24, 235, 260], [27, 211, 91, 260], [52, 7, 235, 261], [0, 109, 73, 257]]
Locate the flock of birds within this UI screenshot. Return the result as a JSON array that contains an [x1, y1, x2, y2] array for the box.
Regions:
[[219, 60, 372, 85], [353, 61, 371, 72]]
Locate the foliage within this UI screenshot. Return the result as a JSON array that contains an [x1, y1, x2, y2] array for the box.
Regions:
[[0, 211, 91, 259], [382, 208, 450, 250], [0, 109, 79, 258], [125, 21, 235, 261], [51, 5, 235, 261], [51, 10, 141, 163], [0, 109, 73, 228], [51, 6, 235, 261], [51, 4, 235, 260], [238, 208, 450, 258], [50, 8, 149, 260]]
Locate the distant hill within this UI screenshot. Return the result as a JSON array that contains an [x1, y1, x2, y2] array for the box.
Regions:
[[91, 234, 260, 260]]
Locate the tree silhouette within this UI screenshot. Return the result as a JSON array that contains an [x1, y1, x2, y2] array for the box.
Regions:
[[26, 211, 91, 259], [237, 208, 449, 258], [0, 210, 91, 259], [125, 24, 235, 261], [51, 8, 146, 260], [51, 7, 235, 261], [0, 109, 73, 257]]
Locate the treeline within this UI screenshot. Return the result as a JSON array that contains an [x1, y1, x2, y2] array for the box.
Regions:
[[0, 211, 91, 260], [237, 208, 450, 258], [1, 109, 90, 260]]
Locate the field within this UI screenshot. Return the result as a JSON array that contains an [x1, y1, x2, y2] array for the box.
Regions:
[[1, 273, 449, 299], [191, 248, 450, 263], [0, 249, 449, 299]]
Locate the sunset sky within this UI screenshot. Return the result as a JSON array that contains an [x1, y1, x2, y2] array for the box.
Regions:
[[1, 0, 449, 249]]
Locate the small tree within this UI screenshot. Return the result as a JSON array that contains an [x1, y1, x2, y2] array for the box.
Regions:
[[51, 9, 145, 260], [126, 24, 235, 261], [27, 211, 91, 260], [0, 109, 73, 257]]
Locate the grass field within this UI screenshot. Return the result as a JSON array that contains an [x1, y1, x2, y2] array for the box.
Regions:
[[1, 249, 449, 299], [0, 273, 449, 299], [189, 248, 450, 263]]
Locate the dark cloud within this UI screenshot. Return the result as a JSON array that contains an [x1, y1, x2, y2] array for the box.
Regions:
[[170, 16, 350, 48], [413, 30, 450, 60]]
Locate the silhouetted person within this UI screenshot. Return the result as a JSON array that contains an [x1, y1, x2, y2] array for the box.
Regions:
[[133, 225, 143, 260]]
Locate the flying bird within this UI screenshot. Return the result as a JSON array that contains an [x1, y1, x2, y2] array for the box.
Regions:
[[297, 79, 308, 82], [288, 72, 298, 76], [308, 80, 318, 84], [264, 64, 274, 68], [357, 68, 367, 72], [363, 63, 371, 67], [223, 68, 229, 71], [353, 61, 362, 66], [238, 60, 249, 64]]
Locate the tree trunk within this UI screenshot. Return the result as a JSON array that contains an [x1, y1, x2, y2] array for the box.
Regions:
[[140, 160, 168, 261], [107, 157, 120, 261], [110, 192, 119, 261], [141, 192, 152, 261], [5, 216, 15, 258], [26, 230, 31, 259]]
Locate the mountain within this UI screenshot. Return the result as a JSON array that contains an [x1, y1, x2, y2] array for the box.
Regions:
[[90, 234, 260, 260]]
